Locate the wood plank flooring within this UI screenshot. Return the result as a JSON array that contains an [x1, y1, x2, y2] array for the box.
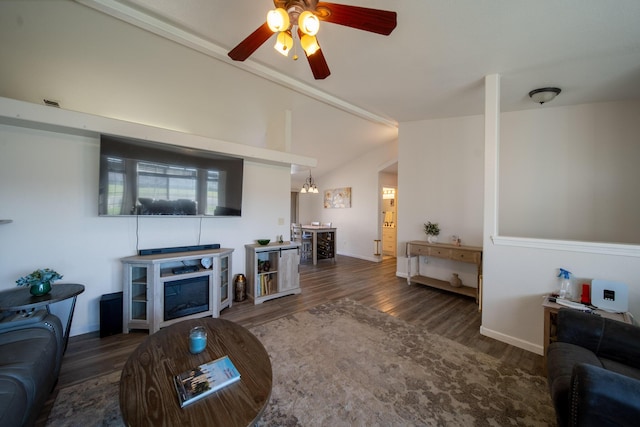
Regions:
[[36, 255, 543, 425]]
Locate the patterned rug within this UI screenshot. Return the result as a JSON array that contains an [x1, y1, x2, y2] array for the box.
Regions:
[[47, 299, 555, 426]]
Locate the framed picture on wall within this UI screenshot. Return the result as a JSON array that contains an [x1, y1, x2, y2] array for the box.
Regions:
[[324, 187, 351, 209]]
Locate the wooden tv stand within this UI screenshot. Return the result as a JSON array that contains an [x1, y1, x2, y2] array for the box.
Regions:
[[406, 241, 482, 304]]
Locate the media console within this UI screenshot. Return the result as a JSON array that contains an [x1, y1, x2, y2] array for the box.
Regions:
[[121, 247, 233, 334]]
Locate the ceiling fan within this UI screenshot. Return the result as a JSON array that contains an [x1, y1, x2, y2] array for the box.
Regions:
[[228, 0, 397, 80]]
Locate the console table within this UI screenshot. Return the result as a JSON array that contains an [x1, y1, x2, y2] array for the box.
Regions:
[[406, 241, 482, 304]]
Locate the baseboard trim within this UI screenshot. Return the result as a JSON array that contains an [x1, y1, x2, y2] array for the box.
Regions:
[[70, 323, 100, 338], [480, 326, 544, 356], [336, 251, 381, 263]]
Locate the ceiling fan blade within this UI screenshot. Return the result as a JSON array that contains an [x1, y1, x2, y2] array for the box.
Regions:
[[306, 46, 331, 80], [316, 2, 397, 35], [228, 22, 274, 61], [298, 29, 330, 80]]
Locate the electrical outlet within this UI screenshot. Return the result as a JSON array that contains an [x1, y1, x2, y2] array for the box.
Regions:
[[278, 218, 284, 225]]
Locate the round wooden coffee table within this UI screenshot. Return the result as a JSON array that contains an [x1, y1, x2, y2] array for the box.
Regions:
[[119, 318, 272, 426]]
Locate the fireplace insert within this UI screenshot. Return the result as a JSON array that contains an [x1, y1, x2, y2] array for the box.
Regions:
[[164, 275, 210, 321]]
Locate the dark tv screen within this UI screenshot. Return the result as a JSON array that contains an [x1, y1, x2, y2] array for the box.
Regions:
[[98, 135, 243, 216]]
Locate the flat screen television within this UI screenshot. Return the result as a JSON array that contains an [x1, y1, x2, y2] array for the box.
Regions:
[[98, 135, 243, 216]]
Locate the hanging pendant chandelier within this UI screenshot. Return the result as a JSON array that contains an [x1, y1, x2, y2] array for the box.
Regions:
[[300, 170, 318, 193]]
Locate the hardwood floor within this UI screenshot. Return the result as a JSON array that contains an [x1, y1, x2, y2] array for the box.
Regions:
[[36, 255, 543, 425]]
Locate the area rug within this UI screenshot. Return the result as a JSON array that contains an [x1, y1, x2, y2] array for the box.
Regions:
[[47, 299, 555, 426]]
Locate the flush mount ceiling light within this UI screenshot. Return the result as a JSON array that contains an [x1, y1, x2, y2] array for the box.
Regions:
[[300, 170, 318, 194], [529, 87, 561, 104], [228, 0, 397, 80]]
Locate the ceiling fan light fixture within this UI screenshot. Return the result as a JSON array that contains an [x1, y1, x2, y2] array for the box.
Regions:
[[528, 87, 561, 104], [301, 34, 320, 56], [299, 11, 320, 36], [267, 8, 290, 32], [274, 31, 293, 56]]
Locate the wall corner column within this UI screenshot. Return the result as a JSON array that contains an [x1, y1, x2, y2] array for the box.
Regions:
[[484, 74, 500, 243]]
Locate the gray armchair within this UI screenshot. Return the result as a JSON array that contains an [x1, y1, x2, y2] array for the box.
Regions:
[[547, 308, 640, 426], [0, 309, 64, 427]]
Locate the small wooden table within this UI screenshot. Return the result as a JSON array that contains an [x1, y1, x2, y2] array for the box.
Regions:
[[120, 318, 272, 427], [0, 283, 85, 353], [542, 295, 632, 375], [300, 225, 337, 265]]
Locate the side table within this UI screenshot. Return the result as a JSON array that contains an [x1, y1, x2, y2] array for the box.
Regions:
[[0, 283, 85, 353], [542, 295, 632, 375]]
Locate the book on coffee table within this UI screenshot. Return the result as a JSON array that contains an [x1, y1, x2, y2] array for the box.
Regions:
[[173, 355, 241, 408]]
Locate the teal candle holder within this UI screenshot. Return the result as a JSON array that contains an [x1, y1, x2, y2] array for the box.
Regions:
[[189, 326, 207, 354]]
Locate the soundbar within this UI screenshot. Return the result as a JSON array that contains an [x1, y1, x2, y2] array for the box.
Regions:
[[139, 243, 221, 256]]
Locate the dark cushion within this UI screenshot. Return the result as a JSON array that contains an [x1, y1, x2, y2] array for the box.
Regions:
[[571, 364, 640, 427], [548, 309, 640, 427], [556, 309, 640, 369], [0, 328, 58, 407], [547, 342, 603, 426], [0, 376, 27, 427], [600, 358, 640, 381], [0, 310, 63, 427]]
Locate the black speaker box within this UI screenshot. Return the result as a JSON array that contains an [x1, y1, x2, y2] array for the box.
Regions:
[[100, 291, 123, 338]]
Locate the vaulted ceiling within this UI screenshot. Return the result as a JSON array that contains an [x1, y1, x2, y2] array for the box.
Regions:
[[84, 0, 640, 120], [26, 1, 640, 185]]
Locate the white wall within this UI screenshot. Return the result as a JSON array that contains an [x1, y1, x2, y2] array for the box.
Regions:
[[482, 98, 640, 354], [299, 139, 398, 262], [397, 97, 640, 354], [500, 100, 640, 244], [0, 0, 291, 150], [397, 115, 485, 287], [0, 122, 293, 336]]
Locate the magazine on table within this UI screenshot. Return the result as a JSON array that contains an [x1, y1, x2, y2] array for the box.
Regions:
[[173, 355, 241, 407]]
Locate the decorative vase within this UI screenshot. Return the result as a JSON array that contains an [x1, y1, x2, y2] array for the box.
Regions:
[[427, 235, 438, 244], [30, 281, 52, 296], [450, 273, 463, 288], [234, 274, 247, 302]]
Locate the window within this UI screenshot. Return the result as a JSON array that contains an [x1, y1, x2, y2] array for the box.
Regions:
[[106, 157, 125, 215], [137, 162, 197, 201]]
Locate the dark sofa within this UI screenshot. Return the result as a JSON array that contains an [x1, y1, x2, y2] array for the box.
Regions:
[[547, 309, 640, 427], [0, 309, 63, 427]]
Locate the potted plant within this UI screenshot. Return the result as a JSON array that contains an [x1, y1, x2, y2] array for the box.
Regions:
[[423, 221, 440, 243], [16, 268, 63, 296]]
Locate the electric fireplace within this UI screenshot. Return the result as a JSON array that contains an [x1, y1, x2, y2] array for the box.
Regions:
[[163, 276, 210, 321]]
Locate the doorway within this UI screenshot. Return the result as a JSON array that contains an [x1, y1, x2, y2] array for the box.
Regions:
[[381, 187, 397, 258], [378, 162, 398, 259]]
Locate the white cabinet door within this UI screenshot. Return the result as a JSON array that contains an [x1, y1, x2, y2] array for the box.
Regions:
[[278, 248, 300, 292]]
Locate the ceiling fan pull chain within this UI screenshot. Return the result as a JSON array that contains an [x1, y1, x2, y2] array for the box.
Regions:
[[293, 28, 299, 60]]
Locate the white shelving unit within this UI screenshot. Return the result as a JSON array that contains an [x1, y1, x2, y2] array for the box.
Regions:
[[245, 242, 301, 304]]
